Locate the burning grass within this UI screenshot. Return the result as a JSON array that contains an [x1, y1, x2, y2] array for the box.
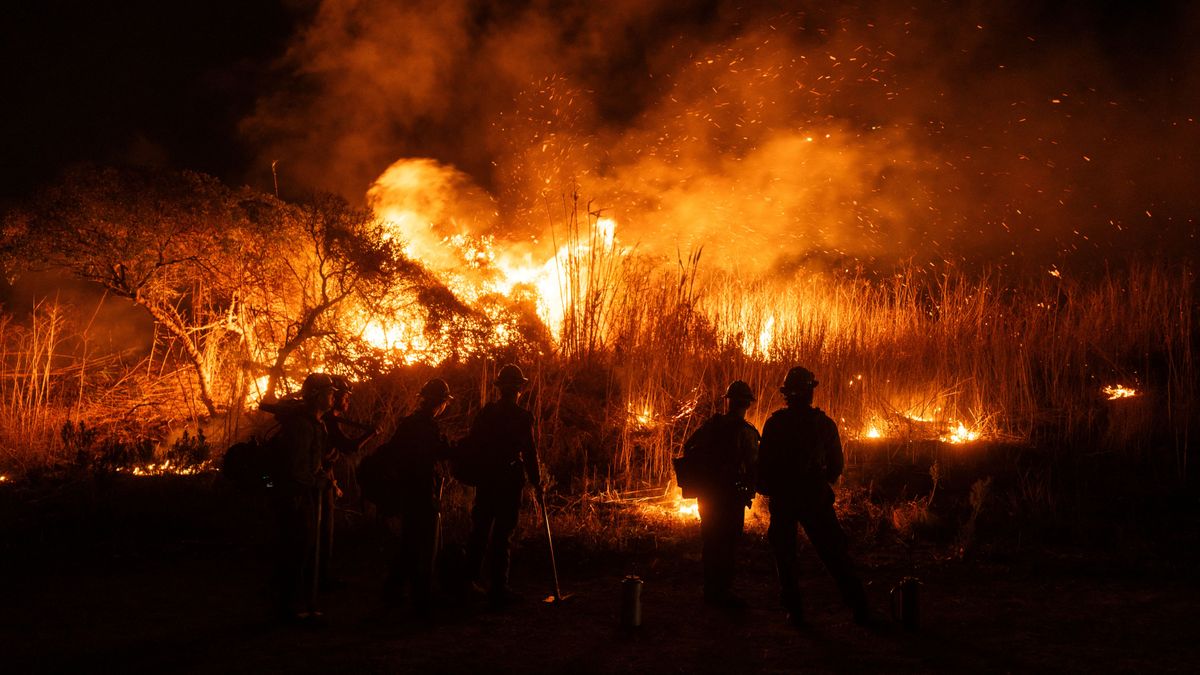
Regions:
[[0, 192, 1194, 491]]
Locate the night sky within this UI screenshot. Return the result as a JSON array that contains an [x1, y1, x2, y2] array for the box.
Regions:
[[3, 1, 1197, 266], [1, 1, 297, 203]]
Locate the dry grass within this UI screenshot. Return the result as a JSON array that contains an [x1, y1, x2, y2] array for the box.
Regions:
[[527, 248, 1196, 492], [1, 238, 1194, 495]]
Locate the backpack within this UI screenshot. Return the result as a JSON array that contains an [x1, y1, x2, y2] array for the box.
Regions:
[[221, 436, 282, 492], [672, 454, 706, 498], [674, 417, 722, 498], [674, 415, 755, 503], [450, 435, 486, 487], [356, 448, 388, 506]]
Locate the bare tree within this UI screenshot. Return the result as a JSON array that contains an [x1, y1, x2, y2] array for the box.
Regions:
[[241, 194, 427, 398], [4, 166, 479, 418], [4, 165, 255, 416]]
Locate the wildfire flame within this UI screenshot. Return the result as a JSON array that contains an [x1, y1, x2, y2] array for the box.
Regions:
[[941, 421, 980, 444], [1103, 384, 1138, 400], [677, 499, 700, 519], [246, 375, 272, 406], [864, 426, 883, 439], [119, 460, 214, 477], [628, 402, 656, 429], [360, 160, 631, 353]]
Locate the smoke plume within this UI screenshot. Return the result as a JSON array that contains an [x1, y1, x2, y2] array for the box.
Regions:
[[242, 0, 1200, 274]]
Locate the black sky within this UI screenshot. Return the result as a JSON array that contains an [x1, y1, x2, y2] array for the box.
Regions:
[[0, 0, 298, 203]]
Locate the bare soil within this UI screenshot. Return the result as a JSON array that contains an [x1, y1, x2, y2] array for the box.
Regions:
[[3, 474, 1197, 674]]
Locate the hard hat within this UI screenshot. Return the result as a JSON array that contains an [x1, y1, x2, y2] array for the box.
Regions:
[[780, 366, 819, 393], [419, 378, 452, 403], [495, 364, 529, 388], [329, 374, 353, 394], [300, 372, 336, 400], [724, 380, 756, 402]]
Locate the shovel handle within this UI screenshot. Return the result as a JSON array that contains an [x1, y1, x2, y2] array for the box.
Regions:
[[539, 494, 563, 600]]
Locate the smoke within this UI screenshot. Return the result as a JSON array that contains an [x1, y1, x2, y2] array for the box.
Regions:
[[243, 0, 1200, 274]]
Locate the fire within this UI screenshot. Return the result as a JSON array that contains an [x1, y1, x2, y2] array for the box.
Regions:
[[738, 313, 776, 358], [677, 499, 700, 519], [628, 402, 656, 428], [864, 426, 882, 439], [120, 460, 213, 477], [941, 421, 980, 444], [0, 474, 9, 483], [1103, 384, 1138, 400], [245, 375, 272, 406], [363, 159, 630, 351]]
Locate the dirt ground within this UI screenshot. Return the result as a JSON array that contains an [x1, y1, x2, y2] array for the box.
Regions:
[[3, 475, 1198, 674]]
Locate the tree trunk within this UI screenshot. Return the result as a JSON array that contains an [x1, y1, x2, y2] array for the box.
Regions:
[[141, 301, 219, 417]]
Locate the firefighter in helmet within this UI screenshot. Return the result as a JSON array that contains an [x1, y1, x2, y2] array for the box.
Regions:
[[680, 379, 760, 608], [462, 364, 543, 607], [268, 372, 336, 623], [371, 378, 453, 616], [758, 366, 870, 626], [317, 375, 377, 590]]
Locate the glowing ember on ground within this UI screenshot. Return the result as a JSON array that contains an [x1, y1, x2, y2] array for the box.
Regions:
[[941, 422, 980, 444], [1103, 384, 1138, 400], [119, 460, 214, 477], [0, 475, 9, 483], [859, 422, 888, 439], [677, 499, 700, 519]]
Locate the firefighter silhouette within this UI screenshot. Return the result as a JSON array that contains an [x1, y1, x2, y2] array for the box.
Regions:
[[462, 364, 543, 607], [757, 366, 871, 625], [680, 380, 760, 608]]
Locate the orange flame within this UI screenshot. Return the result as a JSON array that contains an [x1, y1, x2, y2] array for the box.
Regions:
[[1103, 384, 1138, 400], [941, 421, 980, 444]]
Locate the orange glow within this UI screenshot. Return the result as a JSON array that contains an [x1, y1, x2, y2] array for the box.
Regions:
[[120, 460, 214, 477], [677, 499, 700, 519], [628, 402, 656, 429], [245, 375, 273, 406], [1103, 384, 1138, 400], [941, 421, 981, 444]]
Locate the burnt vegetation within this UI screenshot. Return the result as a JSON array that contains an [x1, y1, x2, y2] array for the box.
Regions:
[[0, 163, 1194, 519]]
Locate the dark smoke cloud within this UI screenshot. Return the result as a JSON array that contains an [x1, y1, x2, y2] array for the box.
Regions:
[[243, 0, 1200, 271]]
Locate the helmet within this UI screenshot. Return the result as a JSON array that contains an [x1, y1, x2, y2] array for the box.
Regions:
[[329, 374, 353, 394], [780, 366, 819, 393], [495, 364, 529, 388], [724, 380, 756, 402], [419, 378, 452, 403], [300, 372, 336, 400]]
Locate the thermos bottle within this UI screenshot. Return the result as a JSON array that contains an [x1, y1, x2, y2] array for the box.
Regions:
[[890, 577, 921, 631], [621, 575, 643, 628]]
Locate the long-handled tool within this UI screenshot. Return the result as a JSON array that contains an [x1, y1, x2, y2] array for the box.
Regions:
[[538, 492, 571, 603], [310, 489, 323, 612], [431, 477, 444, 573]]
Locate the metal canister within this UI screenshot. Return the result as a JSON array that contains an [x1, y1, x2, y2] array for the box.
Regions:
[[890, 577, 921, 631], [621, 575, 644, 628]]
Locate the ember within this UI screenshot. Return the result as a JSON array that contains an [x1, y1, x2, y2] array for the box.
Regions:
[[119, 460, 214, 477], [941, 422, 981, 445], [1103, 385, 1139, 400]]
